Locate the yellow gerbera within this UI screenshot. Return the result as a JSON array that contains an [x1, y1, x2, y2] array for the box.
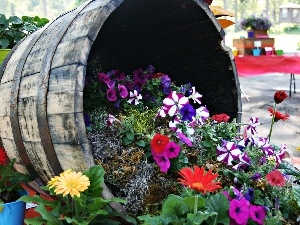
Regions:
[[47, 169, 73, 189], [54, 171, 90, 198]]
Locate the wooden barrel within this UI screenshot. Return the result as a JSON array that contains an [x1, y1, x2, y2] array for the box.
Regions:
[[0, 0, 241, 190]]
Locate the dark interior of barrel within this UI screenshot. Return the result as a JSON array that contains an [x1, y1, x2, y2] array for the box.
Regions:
[[87, 0, 239, 120]]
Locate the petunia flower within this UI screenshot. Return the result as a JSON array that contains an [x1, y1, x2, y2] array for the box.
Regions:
[[211, 113, 230, 123], [243, 188, 254, 201], [53, 171, 90, 198], [118, 84, 128, 98], [133, 78, 144, 91], [274, 90, 288, 104], [179, 104, 196, 122], [107, 114, 120, 126], [249, 205, 266, 225], [152, 154, 170, 173], [216, 140, 241, 165], [113, 70, 125, 80], [98, 73, 111, 84], [177, 132, 193, 147], [147, 65, 155, 74], [150, 133, 170, 154], [229, 198, 250, 224], [0, 147, 8, 166], [232, 152, 251, 170], [244, 117, 260, 139], [133, 68, 144, 80], [107, 88, 117, 101], [127, 90, 142, 105], [177, 166, 222, 194], [268, 108, 289, 122], [84, 114, 91, 127], [106, 80, 116, 89], [265, 170, 285, 187], [163, 91, 189, 117], [164, 141, 180, 158], [187, 87, 202, 104], [250, 173, 262, 180], [195, 106, 210, 125], [168, 117, 181, 132]]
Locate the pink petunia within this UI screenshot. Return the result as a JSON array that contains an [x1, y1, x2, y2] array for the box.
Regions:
[[107, 88, 117, 101], [152, 154, 170, 173], [249, 205, 266, 225], [177, 132, 193, 147], [164, 142, 180, 158], [229, 198, 250, 224], [118, 84, 128, 98]]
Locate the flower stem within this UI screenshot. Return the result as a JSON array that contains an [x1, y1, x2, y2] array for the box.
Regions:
[[194, 195, 198, 215], [268, 103, 276, 141]]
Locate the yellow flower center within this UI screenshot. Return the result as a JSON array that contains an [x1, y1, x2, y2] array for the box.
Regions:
[[191, 182, 204, 190]]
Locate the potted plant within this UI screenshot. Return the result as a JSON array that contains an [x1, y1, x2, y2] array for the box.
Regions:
[[20, 165, 137, 225], [0, 147, 32, 225], [240, 14, 272, 38], [0, 14, 49, 64]]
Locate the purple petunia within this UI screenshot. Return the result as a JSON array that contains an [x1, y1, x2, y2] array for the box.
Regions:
[[118, 84, 128, 98], [187, 87, 202, 104], [164, 142, 180, 158], [179, 104, 196, 122], [177, 132, 193, 147], [152, 154, 170, 173], [249, 205, 266, 225], [107, 88, 117, 101], [244, 188, 254, 201], [217, 140, 241, 165], [98, 73, 111, 84], [229, 198, 250, 224], [133, 68, 144, 80], [244, 117, 260, 138], [114, 70, 125, 80]]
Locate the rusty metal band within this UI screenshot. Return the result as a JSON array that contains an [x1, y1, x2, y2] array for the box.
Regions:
[[9, 21, 55, 181], [36, 0, 92, 175]]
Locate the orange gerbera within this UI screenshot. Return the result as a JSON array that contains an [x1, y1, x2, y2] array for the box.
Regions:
[[178, 166, 222, 194]]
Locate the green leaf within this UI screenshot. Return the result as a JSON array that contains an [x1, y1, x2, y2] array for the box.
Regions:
[[0, 39, 9, 49], [122, 137, 132, 146], [187, 212, 217, 224], [206, 193, 230, 224], [292, 185, 300, 207], [136, 139, 146, 147], [126, 130, 135, 141], [24, 217, 46, 225], [83, 165, 105, 197], [183, 196, 205, 212], [161, 194, 189, 218]]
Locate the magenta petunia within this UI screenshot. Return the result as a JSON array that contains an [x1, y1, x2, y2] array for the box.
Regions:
[[177, 132, 193, 147], [118, 84, 128, 98], [229, 198, 250, 224], [114, 70, 125, 80], [164, 142, 180, 158], [249, 205, 266, 225], [98, 73, 111, 84], [107, 88, 117, 101], [152, 154, 170, 173]]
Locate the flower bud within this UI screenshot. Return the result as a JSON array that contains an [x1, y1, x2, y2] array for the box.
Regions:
[[274, 91, 288, 104]]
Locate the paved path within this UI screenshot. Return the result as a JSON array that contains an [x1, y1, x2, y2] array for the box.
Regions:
[[239, 73, 300, 157]]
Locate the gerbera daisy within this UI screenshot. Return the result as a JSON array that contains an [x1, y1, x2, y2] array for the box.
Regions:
[[177, 166, 222, 194], [53, 171, 90, 198]]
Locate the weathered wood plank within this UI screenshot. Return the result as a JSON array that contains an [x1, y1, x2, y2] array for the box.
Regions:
[[51, 37, 92, 69], [23, 141, 55, 180], [54, 143, 88, 171], [47, 92, 83, 114], [0, 81, 11, 117], [1, 138, 22, 163], [18, 73, 39, 98], [48, 114, 79, 144], [0, 116, 13, 139], [49, 64, 86, 92]]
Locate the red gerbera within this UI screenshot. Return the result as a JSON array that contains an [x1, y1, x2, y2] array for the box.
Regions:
[[150, 133, 169, 154], [274, 91, 288, 104], [211, 113, 230, 123], [178, 166, 222, 194], [265, 170, 285, 187], [152, 73, 164, 79], [268, 108, 289, 122], [0, 147, 8, 165]]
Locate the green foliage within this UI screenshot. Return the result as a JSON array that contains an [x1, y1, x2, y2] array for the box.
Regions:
[[0, 158, 32, 205], [138, 193, 229, 225], [0, 13, 49, 49], [20, 165, 136, 225]]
